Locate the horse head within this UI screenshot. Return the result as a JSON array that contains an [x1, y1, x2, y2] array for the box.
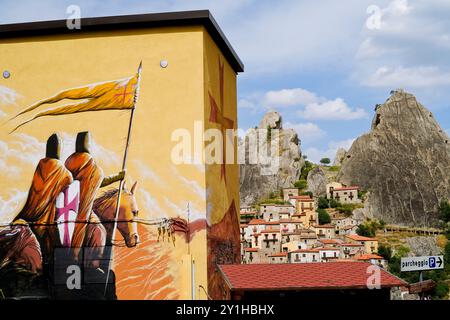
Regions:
[[117, 181, 140, 247]]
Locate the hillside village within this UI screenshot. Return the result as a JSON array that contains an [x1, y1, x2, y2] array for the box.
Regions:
[[239, 184, 386, 267]]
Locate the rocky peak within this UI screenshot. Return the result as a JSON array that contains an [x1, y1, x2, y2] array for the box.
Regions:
[[259, 111, 282, 129], [239, 111, 304, 205], [333, 147, 347, 166], [338, 90, 450, 226]]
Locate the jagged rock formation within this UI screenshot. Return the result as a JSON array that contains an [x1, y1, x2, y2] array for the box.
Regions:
[[338, 90, 450, 227], [333, 147, 347, 166], [405, 236, 442, 257], [306, 167, 327, 197], [239, 111, 304, 205]]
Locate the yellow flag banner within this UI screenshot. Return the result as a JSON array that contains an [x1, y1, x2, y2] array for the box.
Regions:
[[10, 70, 140, 132]]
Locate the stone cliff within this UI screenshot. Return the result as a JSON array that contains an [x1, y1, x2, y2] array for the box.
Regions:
[[338, 90, 450, 226], [239, 111, 304, 205]]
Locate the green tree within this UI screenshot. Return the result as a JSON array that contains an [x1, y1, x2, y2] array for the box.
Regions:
[[317, 197, 329, 209], [317, 209, 331, 225], [378, 244, 392, 261], [320, 158, 331, 165], [300, 160, 314, 180], [445, 241, 450, 264], [268, 191, 276, 199], [438, 199, 450, 223], [434, 282, 449, 299], [329, 198, 340, 208], [294, 179, 307, 190], [300, 191, 313, 197], [356, 224, 374, 237]]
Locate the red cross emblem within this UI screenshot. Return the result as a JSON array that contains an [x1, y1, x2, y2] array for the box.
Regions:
[[208, 56, 235, 184], [56, 180, 80, 247]]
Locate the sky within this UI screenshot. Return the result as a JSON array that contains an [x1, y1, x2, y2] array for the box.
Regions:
[[1, 0, 450, 163]]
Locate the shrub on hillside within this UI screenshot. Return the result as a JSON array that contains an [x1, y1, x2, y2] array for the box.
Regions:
[[318, 197, 329, 209], [317, 209, 331, 225], [294, 179, 307, 190]]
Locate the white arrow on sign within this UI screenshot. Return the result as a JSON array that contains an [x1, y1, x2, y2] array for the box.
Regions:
[[401, 256, 444, 272]]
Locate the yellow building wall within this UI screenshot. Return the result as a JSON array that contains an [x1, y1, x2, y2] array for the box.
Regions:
[[203, 31, 240, 300], [0, 25, 239, 300]]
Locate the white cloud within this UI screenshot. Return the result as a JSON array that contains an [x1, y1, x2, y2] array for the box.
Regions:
[[304, 138, 355, 164], [163, 197, 204, 221], [240, 88, 367, 120], [285, 122, 326, 141], [0, 0, 374, 76], [59, 132, 119, 166], [133, 159, 166, 187], [0, 133, 45, 179], [178, 176, 206, 201], [0, 189, 27, 224], [297, 98, 368, 120], [171, 165, 206, 200], [263, 88, 320, 108], [139, 189, 167, 219], [363, 66, 450, 88], [356, 0, 450, 89], [0, 85, 19, 106]]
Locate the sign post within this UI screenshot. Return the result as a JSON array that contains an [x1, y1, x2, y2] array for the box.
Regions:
[[401, 256, 444, 300]]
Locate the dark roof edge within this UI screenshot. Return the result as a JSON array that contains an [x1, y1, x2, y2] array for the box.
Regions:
[[0, 10, 244, 73]]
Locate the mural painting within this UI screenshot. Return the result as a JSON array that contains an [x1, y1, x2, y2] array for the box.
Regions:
[[0, 65, 197, 299], [0, 18, 242, 300]]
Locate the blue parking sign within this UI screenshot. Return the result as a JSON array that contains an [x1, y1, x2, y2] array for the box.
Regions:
[[429, 257, 436, 268]]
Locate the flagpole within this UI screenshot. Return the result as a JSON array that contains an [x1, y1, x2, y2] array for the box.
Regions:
[[104, 62, 142, 296]]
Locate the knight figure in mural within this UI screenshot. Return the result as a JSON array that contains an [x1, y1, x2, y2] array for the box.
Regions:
[[0, 131, 132, 299]]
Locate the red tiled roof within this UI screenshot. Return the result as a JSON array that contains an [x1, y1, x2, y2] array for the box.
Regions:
[[290, 196, 314, 201], [240, 211, 257, 215], [356, 254, 384, 261], [240, 224, 248, 228], [319, 239, 340, 244], [264, 221, 280, 225], [338, 243, 364, 247], [312, 224, 335, 229], [219, 262, 406, 290], [248, 219, 265, 225], [269, 252, 288, 257], [346, 234, 377, 241], [261, 229, 280, 233], [318, 247, 340, 251], [290, 249, 320, 253], [332, 186, 359, 191], [244, 248, 259, 252], [279, 219, 302, 223]]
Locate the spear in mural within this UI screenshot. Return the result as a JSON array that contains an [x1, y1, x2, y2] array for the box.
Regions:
[[103, 62, 142, 296]]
